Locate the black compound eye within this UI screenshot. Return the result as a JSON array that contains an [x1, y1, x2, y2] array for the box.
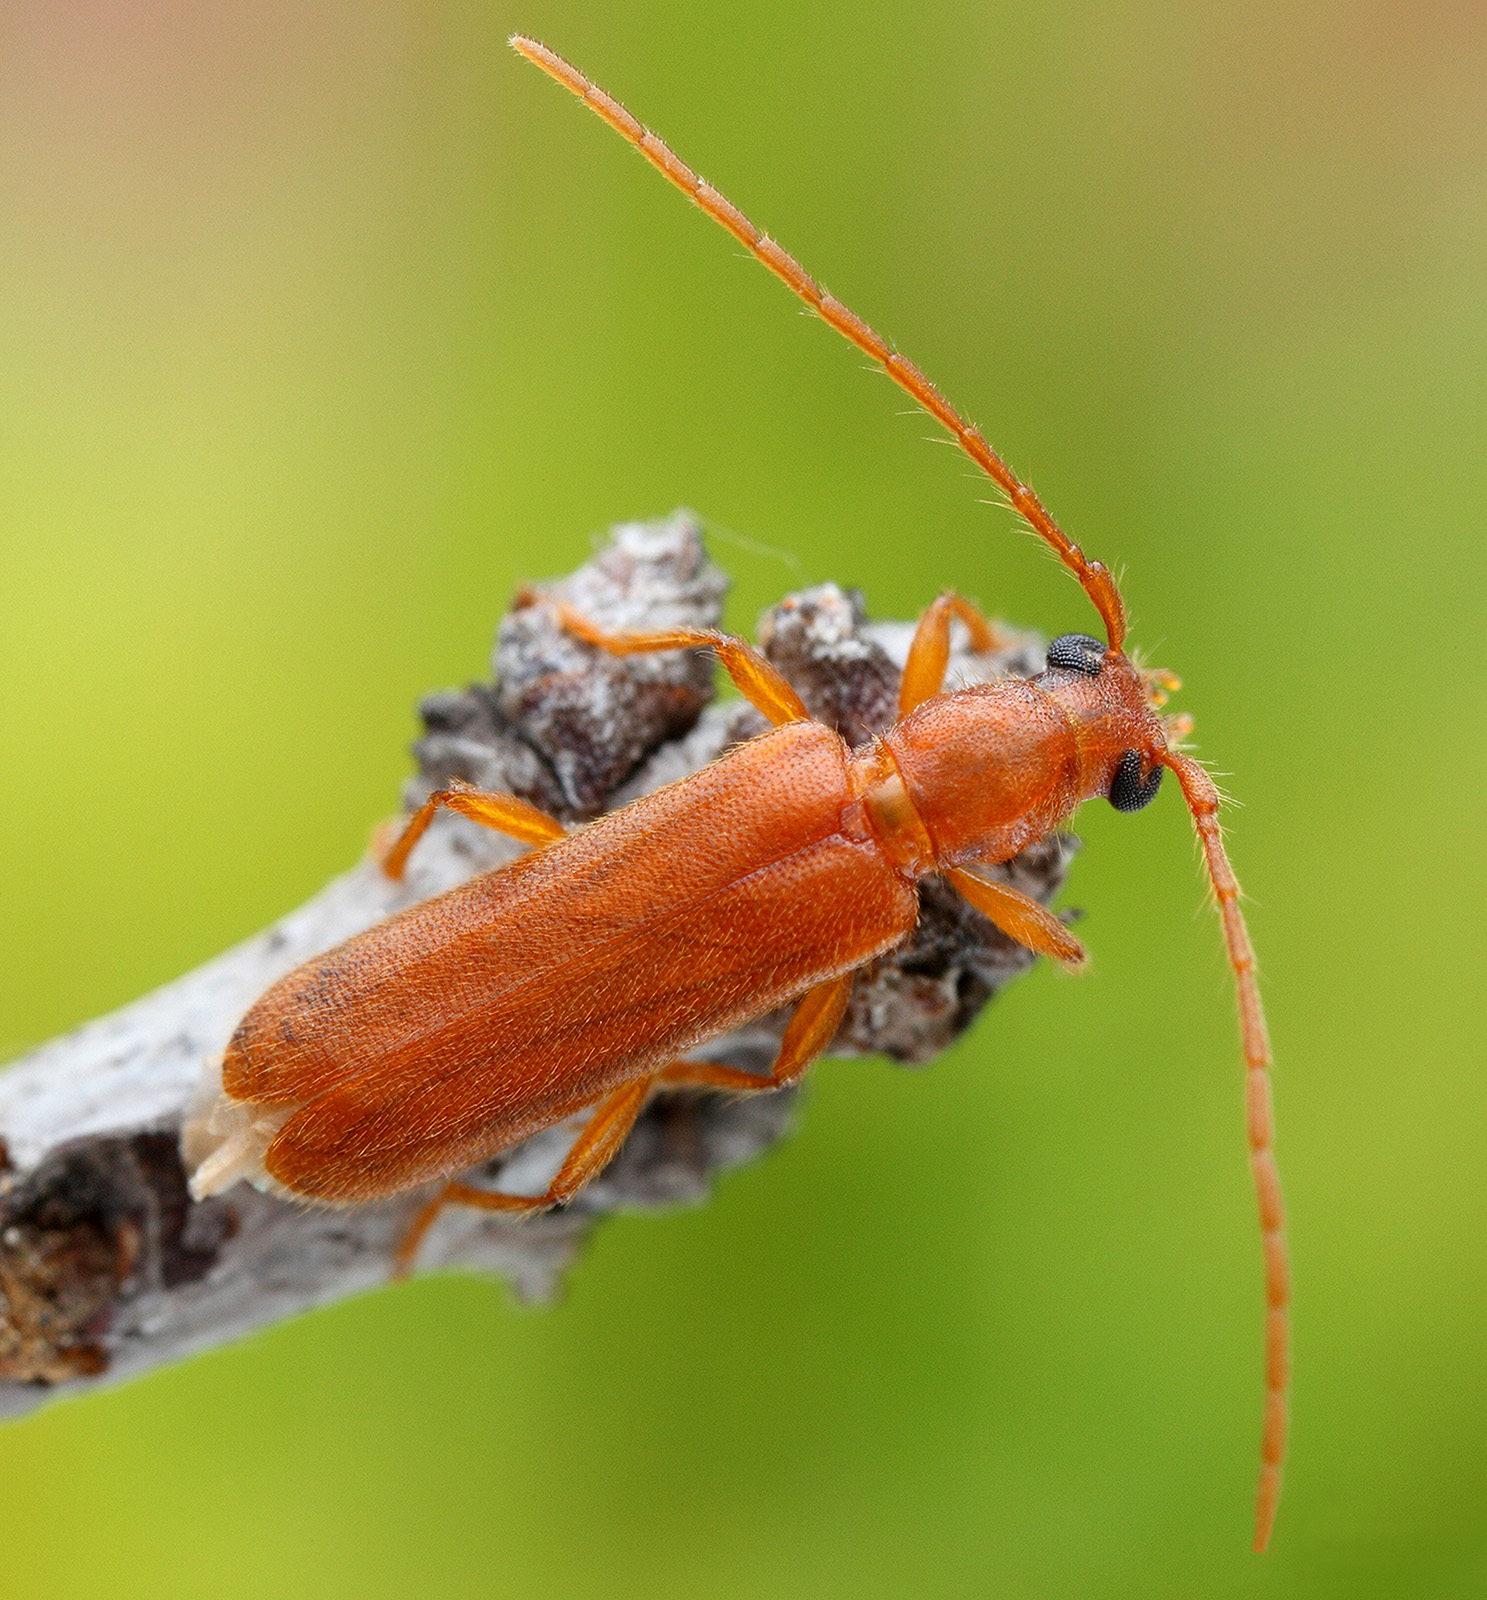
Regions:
[[1046, 633, 1105, 676], [1108, 750, 1163, 813]]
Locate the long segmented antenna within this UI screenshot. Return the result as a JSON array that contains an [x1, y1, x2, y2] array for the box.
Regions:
[[509, 34, 1127, 651], [510, 33, 1287, 1550], [1164, 752, 1289, 1551]]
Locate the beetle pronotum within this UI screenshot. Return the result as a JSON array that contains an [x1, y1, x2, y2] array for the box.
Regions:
[[189, 37, 1289, 1550]]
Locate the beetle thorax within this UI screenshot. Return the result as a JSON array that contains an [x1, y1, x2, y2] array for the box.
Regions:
[[858, 649, 1170, 875], [863, 680, 1077, 870]]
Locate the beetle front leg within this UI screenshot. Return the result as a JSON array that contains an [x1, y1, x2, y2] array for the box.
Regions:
[[943, 865, 1087, 969], [655, 972, 854, 1094], [898, 592, 1004, 716], [554, 601, 810, 728], [382, 779, 567, 880]]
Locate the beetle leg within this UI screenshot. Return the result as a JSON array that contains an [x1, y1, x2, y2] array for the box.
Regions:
[[943, 865, 1087, 969], [554, 601, 809, 727], [390, 1077, 656, 1277], [656, 972, 853, 1093], [898, 592, 1005, 716], [382, 779, 567, 880], [393, 975, 850, 1276]]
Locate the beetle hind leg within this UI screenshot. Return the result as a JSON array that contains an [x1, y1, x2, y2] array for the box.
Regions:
[[382, 779, 567, 880]]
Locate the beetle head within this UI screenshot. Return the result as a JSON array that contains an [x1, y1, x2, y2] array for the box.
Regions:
[[1037, 635, 1188, 813]]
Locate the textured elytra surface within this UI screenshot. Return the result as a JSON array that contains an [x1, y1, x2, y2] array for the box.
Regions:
[[0, 512, 1073, 1417]]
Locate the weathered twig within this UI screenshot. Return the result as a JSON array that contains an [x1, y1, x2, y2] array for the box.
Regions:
[[0, 512, 1073, 1418]]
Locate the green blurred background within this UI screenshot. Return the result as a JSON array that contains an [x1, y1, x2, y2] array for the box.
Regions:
[[2, 1, 1484, 1595]]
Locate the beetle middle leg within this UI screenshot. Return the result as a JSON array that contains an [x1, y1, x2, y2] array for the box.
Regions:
[[382, 778, 567, 880], [655, 972, 853, 1094], [392, 975, 852, 1276], [392, 1076, 656, 1277], [554, 601, 810, 727]]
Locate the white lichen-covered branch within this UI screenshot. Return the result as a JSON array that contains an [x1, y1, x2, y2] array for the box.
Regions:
[[0, 513, 1071, 1418]]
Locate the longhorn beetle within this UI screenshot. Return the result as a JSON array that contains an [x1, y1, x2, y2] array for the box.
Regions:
[[189, 36, 1289, 1551]]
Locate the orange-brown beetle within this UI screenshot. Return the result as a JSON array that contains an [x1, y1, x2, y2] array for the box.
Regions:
[[189, 37, 1288, 1551]]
